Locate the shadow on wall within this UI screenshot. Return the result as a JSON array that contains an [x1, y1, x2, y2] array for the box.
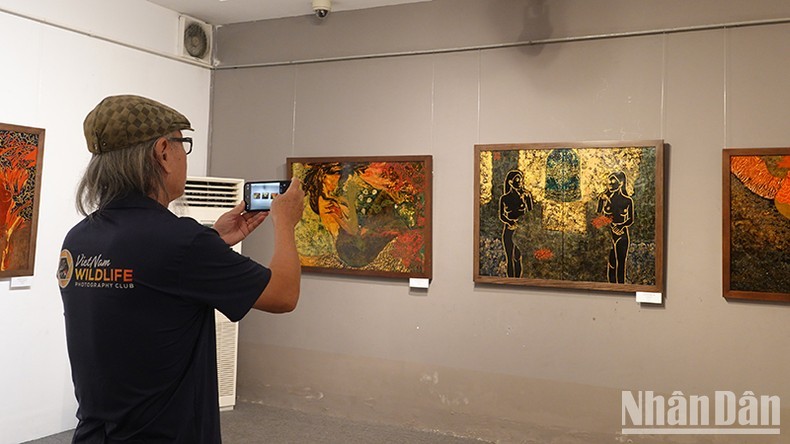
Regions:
[[480, 0, 555, 57], [518, 0, 554, 56]]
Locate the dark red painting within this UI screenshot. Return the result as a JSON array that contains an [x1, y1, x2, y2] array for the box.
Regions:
[[0, 123, 45, 278]]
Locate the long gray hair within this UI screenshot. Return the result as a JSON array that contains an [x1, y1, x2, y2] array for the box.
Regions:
[[75, 138, 168, 215]]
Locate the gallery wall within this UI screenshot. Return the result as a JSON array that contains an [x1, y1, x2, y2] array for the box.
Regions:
[[210, 0, 790, 442], [0, 1, 211, 442]]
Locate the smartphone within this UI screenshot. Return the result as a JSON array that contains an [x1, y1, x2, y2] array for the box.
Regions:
[[244, 180, 291, 212]]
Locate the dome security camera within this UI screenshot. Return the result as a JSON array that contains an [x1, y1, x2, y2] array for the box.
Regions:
[[312, 0, 331, 19]]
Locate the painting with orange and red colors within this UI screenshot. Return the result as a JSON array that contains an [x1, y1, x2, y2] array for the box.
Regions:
[[0, 123, 45, 278], [723, 148, 790, 302], [474, 141, 664, 293], [287, 156, 432, 279]]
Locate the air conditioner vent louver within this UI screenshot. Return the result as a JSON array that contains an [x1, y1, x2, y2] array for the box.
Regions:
[[181, 178, 243, 209]]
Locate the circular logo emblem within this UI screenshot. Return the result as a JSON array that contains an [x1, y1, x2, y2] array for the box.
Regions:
[[57, 249, 74, 288]]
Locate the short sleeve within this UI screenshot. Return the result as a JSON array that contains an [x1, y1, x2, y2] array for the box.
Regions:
[[179, 229, 270, 322]]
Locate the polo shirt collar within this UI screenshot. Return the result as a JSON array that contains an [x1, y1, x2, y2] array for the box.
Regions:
[[103, 192, 169, 212]]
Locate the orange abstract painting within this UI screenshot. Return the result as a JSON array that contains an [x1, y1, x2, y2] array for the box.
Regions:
[[0, 123, 45, 278], [723, 148, 790, 302]]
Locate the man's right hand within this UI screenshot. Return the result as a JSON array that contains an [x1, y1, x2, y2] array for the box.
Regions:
[[270, 178, 305, 228]]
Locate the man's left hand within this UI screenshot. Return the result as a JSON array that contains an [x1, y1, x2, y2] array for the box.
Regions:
[[214, 202, 268, 246]]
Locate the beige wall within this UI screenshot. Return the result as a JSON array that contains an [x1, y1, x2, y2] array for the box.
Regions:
[[210, 1, 790, 442]]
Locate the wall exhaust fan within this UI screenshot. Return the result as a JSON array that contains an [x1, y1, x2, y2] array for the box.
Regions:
[[178, 15, 213, 65]]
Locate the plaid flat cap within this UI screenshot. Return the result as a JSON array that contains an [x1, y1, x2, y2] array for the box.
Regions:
[[84, 95, 193, 154]]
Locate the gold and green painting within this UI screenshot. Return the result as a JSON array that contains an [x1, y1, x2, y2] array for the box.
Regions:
[[0, 123, 45, 278], [288, 156, 432, 279], [474, 141, 664, 292], [723, 148, 790, 302]]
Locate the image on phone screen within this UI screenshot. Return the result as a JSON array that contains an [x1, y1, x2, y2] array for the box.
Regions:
[[245, 181, 289, 211]]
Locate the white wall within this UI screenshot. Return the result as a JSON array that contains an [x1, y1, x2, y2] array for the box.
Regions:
[[0, 1, 211, 442]]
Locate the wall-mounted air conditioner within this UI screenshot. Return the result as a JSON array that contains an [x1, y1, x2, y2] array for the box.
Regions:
[[170, 176, 244, 411]]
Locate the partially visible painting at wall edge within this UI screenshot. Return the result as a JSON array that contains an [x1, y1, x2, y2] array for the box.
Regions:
[[474, 139, 665, 293], [722, 147, 790, 303], [287, 155, 432, 280], [0, 122, 46, 278]]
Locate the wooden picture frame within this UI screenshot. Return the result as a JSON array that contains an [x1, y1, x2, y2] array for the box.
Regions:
[[288, 155, 432, 279], [722, 148, 790, 302], [474, 140, 664, 292], [0, 123, 45, 278]]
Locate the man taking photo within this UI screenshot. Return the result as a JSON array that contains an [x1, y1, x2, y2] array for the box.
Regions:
[[58, 94, 304, 443]]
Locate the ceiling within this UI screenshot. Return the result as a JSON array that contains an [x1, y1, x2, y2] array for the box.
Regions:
[[146, 0, 432, 25]]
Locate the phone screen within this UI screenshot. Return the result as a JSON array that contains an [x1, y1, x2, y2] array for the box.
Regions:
[[244, 181, 290, 211]]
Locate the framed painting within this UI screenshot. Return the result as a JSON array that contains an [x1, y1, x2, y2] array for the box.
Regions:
[[474, 140, 664, 292], [723, 148, 790, 302], [287, 155, 432, 279], [0, 123, 45, 278]]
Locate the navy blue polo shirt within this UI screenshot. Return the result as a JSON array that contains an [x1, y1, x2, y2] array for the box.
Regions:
[[58, 193, 269, 443]]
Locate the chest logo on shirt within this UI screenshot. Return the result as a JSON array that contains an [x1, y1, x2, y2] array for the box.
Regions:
[[57, 250, 74, 288], [58, 249, 135, 289]]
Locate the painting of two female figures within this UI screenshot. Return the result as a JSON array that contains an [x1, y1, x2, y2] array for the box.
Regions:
[[476, 143, 661, 290]]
